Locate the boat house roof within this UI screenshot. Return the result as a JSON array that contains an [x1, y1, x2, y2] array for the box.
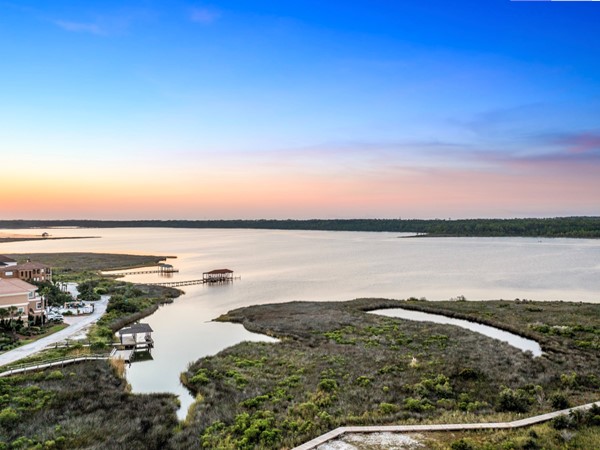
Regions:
[[118, 323, 153, 335], [204, 269, 233, 274]]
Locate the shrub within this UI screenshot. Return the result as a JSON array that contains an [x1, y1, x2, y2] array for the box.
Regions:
[[404, 397, 433, 412], [45, 370, 64, 381], [550, 392, 569, 409], [497, 387, 532, 413], [190, 370, 210, 385], [318, 378, 338, 392], [451, 438, 475, 450], [0, 407, 19, 426], [355, 376, 372, 387], [379, 402, 398, 414]]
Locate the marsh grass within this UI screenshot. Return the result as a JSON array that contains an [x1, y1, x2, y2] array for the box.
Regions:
[[0, 360, 178, 449], [175, 299, 600, 449]]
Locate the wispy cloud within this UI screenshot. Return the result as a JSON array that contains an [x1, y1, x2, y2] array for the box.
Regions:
[[190, 7, 221, 25], [54, 20, 104, 35], [51, 9, 155, 36], [552, 132, 600, 154]]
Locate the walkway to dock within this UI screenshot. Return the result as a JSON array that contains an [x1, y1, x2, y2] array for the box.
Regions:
[[147, 279, 206, 287], [106, 269, 179, 276], [148, 276, 240, 288], [0, 354, 109, 377], [292, 401, 600, 450], [110, 348, 134, 362]]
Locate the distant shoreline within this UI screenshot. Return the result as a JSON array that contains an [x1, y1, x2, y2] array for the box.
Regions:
[[0, 236, 99, 244], [1, 217, 599, 238]]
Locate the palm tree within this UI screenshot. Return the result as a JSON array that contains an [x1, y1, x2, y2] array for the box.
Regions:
[[0, 307, 8, 331], [6, 306, 19, 338]]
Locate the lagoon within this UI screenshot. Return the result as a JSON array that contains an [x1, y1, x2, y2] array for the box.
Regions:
[[370, 308, 543, 357], [1, 227, 598, 418]]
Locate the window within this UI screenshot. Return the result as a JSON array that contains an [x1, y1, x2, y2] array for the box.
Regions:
[[17, 307, 24, 314], [36, 302, 42, 309], [28, 291, 35, 299], [4, 271, 13, 276]]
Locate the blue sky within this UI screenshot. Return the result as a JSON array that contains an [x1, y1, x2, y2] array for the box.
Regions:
[[2, 1, 599, 219]]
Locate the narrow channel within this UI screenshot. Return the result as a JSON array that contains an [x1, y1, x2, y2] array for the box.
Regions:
[[370, 308, 543, 357]]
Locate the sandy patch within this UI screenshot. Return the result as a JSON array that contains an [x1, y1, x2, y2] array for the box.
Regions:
[[317, 432, 425, 450]]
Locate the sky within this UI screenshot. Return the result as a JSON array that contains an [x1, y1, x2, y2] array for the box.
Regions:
[[1, 0, 599, 219]]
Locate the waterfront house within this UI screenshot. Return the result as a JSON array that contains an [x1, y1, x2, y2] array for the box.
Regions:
[[0, 259, 52, 283], [0, 278, 45, 321]]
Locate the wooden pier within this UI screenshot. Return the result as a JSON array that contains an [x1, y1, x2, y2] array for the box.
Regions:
[[108, 268, 180, 276], [148, 276, 240, 288], [148, 268, 239, 287]]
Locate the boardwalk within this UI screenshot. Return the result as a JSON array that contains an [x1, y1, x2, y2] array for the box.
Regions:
[[148, 276, 240, 287], [292, 401, 600, 450], [0, 355, 108, 377], [106, 269, 179, 276]]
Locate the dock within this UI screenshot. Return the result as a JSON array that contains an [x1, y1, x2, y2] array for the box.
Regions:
[[107, 263, 179, 276], [110, 348, 134, 362], [111, 323, 155, 363], [107, 269, 180, 276], [147, 268, 239, 287]]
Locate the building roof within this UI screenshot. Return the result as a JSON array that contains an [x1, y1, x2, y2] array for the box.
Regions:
[[118, 323, 153, 335], [0, 255, 16, 264], [204, 269, 233, 274], [0, 278, 38, 296], [2, 261, 51, 271], [13, 261, 50, 270]]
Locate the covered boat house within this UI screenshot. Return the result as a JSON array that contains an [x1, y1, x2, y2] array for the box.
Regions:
[[117, 323, 154, 349], [203, 268, 234, 283]]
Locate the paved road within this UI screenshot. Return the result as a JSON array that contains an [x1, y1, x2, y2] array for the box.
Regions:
[[0, 296, 109, 367]]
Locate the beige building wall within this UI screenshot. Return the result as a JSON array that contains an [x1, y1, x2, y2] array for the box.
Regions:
[[0, 292, 29, 320]]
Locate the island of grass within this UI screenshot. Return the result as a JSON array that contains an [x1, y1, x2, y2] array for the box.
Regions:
[[175, 298, 600, 450]]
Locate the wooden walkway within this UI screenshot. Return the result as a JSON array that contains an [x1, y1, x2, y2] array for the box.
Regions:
[[0, 355, 109, 378], [292, 401, 600, 450], [148, 279, 206, 287], [110, 348, 134, 362], [106, 269, 179, 276], [148, 277, 240, 287]]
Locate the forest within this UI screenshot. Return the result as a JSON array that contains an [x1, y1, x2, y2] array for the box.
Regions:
[[1, 217, 599, 238]]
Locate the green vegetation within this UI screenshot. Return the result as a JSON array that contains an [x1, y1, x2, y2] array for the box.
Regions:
[[0, 253, 180, 355], [419, 405, 600, 449], [4, 252, 171, 282], [174, 299, 600, 449], [0, 360, 178, 449], [1, 217, 599, 237], [2, 298, 600, 448]]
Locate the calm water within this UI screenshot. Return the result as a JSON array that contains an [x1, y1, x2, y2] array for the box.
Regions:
[[371, 308, 543, 357], [2, 228, 598, 418]]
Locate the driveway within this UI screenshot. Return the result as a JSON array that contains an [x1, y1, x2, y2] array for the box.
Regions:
[[0, 295, 109, 367]]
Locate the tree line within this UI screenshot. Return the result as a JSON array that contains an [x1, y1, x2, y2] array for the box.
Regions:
[[1, 217, 599, 238]]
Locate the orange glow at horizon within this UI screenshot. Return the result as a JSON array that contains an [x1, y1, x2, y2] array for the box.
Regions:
[[3, 151, 599, 219]]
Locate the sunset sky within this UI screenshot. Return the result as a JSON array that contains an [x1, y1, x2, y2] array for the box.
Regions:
[[2, 0, 599, 219]]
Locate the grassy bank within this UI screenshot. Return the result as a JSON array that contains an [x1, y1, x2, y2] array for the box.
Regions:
[[1, 253, 180, 356], [0, 360, 179, 449], [4, 252, 172, 279], [176, 299, 600, 449]]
